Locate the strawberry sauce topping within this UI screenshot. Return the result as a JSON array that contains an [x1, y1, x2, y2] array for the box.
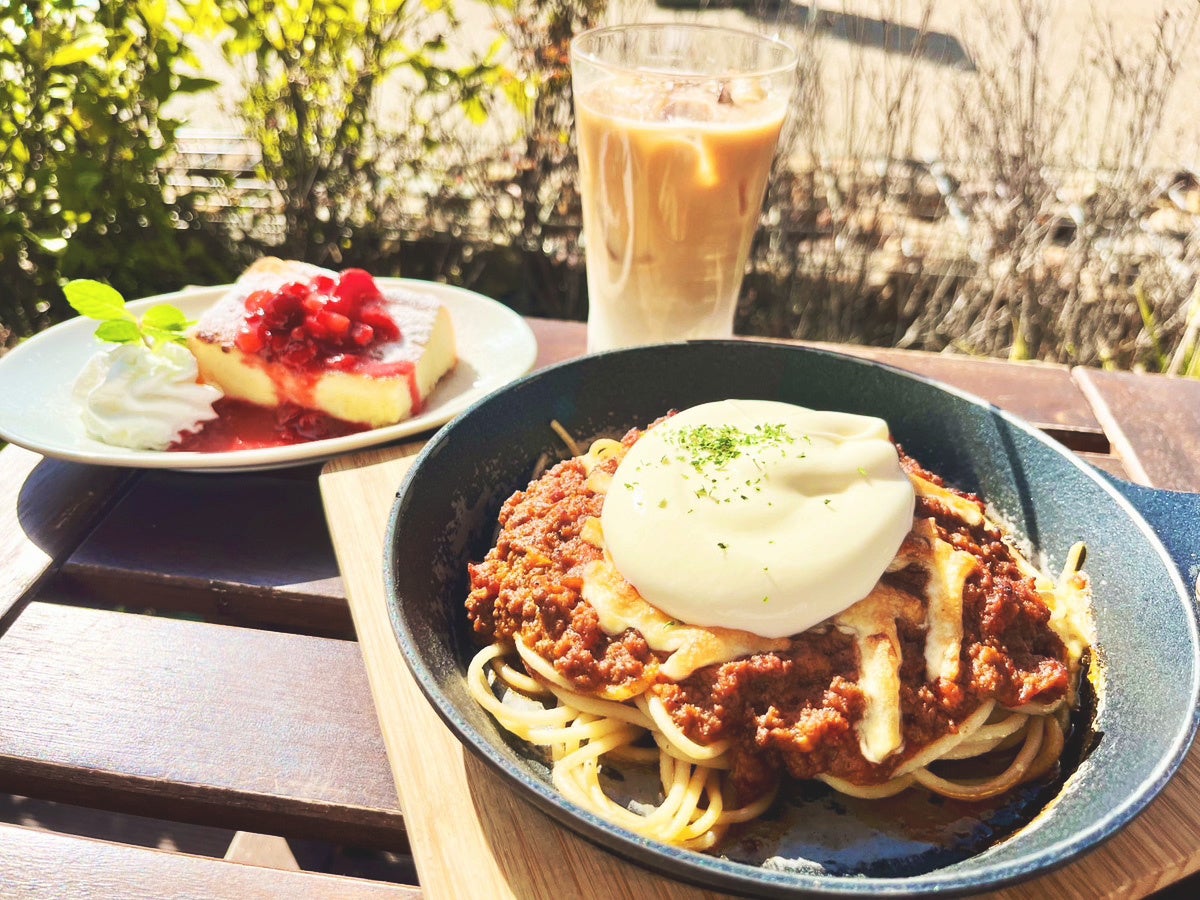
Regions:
[[171, 399, 368, 452], [234, 269, 402, 370]]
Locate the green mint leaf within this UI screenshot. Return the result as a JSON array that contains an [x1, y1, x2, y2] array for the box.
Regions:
[[142, 304, 190, 331], [94, 319, 141, 344], [64, 280, 132, 322], [67, 278, 192, 349], [142, 324, 191, 347], [141, 326, 177, 345]]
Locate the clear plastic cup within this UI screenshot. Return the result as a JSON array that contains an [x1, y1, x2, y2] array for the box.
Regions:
[[571, 23, 798, 352]]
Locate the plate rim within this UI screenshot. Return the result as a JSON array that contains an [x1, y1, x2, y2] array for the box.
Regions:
[[0, 278, 537, 472], [383, 340, 1200, 897]]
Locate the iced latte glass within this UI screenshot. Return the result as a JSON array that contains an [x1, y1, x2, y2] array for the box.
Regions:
[[571, 23, 797, 352]]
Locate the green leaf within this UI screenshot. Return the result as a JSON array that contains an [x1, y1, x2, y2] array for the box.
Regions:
[[7, 136, 28, 164], [141, 326, 179, 345], [47, 34, 109, 68], [140, 0, 169, 31], [142, 304, 189, 331], [64, 280, 191, 348], [32, 233, 68, 254], [95, 319, 142, 344], [461, 95, 488, 125], [63, 280, 131, 321]]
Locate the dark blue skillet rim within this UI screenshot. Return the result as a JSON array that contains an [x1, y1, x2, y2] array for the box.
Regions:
[[383, 340, 1200, 897]]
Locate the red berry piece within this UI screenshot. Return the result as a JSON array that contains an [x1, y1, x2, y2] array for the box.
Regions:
[[235, 267, 402, 370], [319, 309, 351, 337], [359, 308, 400, 342], [350, 322, 375, 346], [335, 268, 378, 306], [235, 325, 264, 353]]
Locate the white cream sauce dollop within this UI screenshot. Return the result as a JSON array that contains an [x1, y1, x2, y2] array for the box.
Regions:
[[73, 342, 222, 450], [600, 399, 916, 639]]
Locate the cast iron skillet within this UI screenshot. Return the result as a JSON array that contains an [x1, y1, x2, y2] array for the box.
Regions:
[[384, 341, 1200, 897]]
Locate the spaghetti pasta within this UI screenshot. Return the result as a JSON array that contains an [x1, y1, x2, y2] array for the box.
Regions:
[[465, 410, 1093, 850]]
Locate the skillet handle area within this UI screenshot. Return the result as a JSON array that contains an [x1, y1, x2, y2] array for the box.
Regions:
[[1100, 473, 1200, 598]]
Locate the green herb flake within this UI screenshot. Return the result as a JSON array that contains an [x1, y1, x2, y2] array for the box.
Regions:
[[667, 422, 792, 472], [658, 421, 799, 503]]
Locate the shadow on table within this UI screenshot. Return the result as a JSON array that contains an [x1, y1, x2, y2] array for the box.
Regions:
[[11, 460, 350, 639]]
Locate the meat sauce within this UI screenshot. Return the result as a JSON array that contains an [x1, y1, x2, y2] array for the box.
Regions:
[[465, 436, 1070, 800]]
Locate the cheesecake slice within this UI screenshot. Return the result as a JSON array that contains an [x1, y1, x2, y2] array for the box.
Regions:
[[188, 258, 456, 428]]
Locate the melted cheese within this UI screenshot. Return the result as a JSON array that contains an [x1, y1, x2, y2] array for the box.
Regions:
[[584, 500, 980, 766], [581, 556, 789, 688], [829, 515, 979, 764], [581, 437, 624, 494], [911, 472, 984, 527], [834, 585, 924, 763], [920, 517, 979, 684], [601, 400, 915, 639]]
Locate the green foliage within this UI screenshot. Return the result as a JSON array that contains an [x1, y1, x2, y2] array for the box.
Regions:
[[5, 0, 1196, 378], [183, 0, 501, 267], [480, 0, 607, 241], [0, 0, 230, 347], [438, 0, 604, 318]]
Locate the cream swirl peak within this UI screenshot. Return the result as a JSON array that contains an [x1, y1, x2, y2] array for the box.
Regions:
[[72, 341, 222, 450], [600, 399, 916, 638]]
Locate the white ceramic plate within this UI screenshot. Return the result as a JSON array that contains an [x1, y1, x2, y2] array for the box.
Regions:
[[0, 279, 537, 472]]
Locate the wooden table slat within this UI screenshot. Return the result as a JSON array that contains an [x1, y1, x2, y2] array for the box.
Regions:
[[806, 340, 1107, 442], [530, 320, 1108, 444], [0, 822, 417, 900], [0, 446, 136, 624], [1074, 450, 1130, 481], [1072, 367, 1200, 491], [58, 470, 350, 638], [0, 601, 404, 847]]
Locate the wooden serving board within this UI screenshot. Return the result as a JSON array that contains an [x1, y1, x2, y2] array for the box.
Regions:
[[319, 444, 1200, 900]]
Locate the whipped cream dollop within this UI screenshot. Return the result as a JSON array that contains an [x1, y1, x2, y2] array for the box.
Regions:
[[600, 399, 916, 639], [73, 342, 223, 450]]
